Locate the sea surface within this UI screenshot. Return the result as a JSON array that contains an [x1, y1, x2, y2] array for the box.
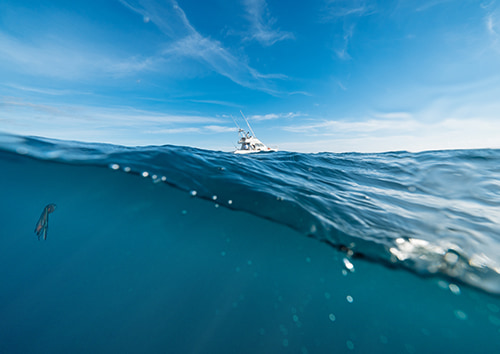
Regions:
[[1, 132, 500, 353]]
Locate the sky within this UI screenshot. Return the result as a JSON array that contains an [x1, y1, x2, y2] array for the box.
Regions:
[[1, 0, 500, 152]]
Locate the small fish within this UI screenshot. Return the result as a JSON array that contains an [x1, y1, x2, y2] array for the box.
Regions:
[[34, 204, 56, 240]]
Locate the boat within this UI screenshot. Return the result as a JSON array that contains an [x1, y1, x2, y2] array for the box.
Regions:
[[233, 112, 277, 154]]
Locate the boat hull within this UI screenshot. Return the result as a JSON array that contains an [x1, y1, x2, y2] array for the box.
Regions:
[[234, 148, 277, 154]]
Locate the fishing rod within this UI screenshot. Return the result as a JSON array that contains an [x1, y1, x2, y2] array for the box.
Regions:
[[240, 110, 256, 137]]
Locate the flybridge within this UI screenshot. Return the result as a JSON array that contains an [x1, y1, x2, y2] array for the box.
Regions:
[[232, 111, 277, 154]]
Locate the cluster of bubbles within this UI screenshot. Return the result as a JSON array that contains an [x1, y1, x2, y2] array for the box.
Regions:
[[109, 163, 237, 209]]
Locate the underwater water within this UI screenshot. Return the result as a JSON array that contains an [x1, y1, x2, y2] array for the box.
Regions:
[[1, 132, 500, 353]]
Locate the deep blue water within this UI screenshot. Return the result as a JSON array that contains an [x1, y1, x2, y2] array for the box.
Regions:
[[1, 132, 500, 353]]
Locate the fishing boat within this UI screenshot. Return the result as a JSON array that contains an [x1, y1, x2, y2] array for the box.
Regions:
[[233, 112, 277, 154]]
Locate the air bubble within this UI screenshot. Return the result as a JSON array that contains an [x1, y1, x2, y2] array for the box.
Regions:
[[346, 340, 354, 350], [437, 280, 448, 289], [454, 310, 467, 320], [190, 190, 197, 196], [343, 258, 354, 272], [141, 171, 149, 177], [487, 304, 500, 313], [489, 315, 500, 327], [110, 164, 120, 170], [346, 295, 354, 303], [16, 147, 29, 155], [449, 283, 461, 295], [444, 251, 459, 265]]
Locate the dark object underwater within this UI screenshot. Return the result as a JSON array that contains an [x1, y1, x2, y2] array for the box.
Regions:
[[34, 204, 56, 240]]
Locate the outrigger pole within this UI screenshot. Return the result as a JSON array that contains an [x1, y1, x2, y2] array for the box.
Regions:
[[230, 115, 241, 130], [240, 110, 256, 137]]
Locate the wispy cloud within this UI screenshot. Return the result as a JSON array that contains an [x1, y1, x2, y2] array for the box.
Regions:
[[373, 112, 413, 120], [249, 112, 301, 121], [415, 0, 454, 12], [486, 10, 499, 37], [322, 0, 376, 60], [119, 0, 195, 38], [0, 30, 159, 79], [0, 98, 230, 145], [334, 24, 355, 60], [280, 116, 500, 153], [188, 99, 243, 108], [161, 33, 283, 93], [3, 84, 92, 96], [486, 15, 496, 35], [323, 0, 376, 20], [121, 0, 286, 93], [242, 0, 294, 46], [146, 125, 235, 134], [280, 90, 500, 152], [282, 113, 417, 136], [337, 80, 348, 90], [0, 1, 286, 94], [482, 4, 500, 53]]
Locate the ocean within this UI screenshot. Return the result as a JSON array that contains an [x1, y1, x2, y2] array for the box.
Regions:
[[1, 132, 499, 353]]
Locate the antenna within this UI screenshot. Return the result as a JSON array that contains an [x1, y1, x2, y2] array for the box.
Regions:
[[240, 110, 256, 137]]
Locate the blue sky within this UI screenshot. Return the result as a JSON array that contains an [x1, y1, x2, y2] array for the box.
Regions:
[[1, 0, 500, 152]]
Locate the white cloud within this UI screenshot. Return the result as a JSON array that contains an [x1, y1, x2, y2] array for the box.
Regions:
[[242, 0, 294, 46], [334, 23, 355, 60], [188, 99, 243, 108], [0, 30, 160, 79], [337, 81, 348, 91], [282, 115, 419, 135], [146, 127, 201, 134], [415, 0, 454, 12], [249, 112, 301, 121], [280, 95, 500, 152], [2, 84, 92, 97], [162, 33, 281, 93], [0, 1, 286, 93], [487, 15, 496, 35], [280, 116, 500, 153], [373, 112, 413, 120], [323, 0, 375, 20], [486, 10, 500, 39], [0, 98, 229, 144], [322, 1, 373, 60], [121, 0, 286, 93], [204, 125, 238, 133]]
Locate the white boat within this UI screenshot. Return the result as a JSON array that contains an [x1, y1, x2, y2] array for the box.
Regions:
[[233, 112, 277, 154]]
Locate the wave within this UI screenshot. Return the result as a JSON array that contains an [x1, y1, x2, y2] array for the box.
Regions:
[[1, 132, 500, 294]]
